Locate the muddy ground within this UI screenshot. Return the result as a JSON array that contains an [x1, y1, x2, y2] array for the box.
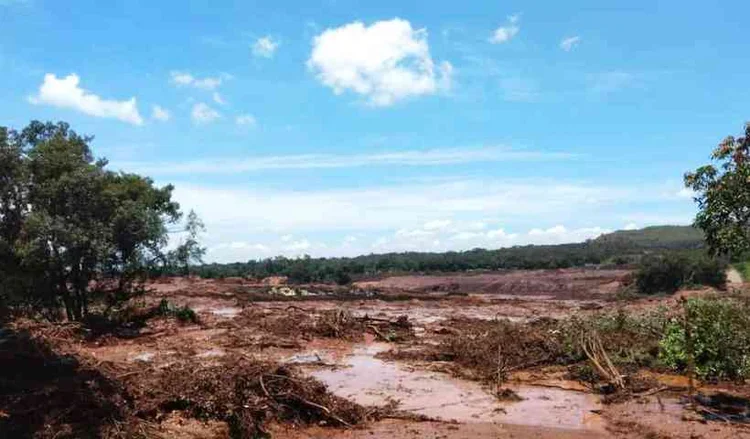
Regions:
[[3, 268, 750, 438]]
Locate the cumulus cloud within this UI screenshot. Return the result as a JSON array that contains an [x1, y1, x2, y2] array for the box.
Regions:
[[307, 18, 452, 106], [252, 36, 279, 58], [29, 73, 143, 125], [235, 114, 257, 127], [191, 102, 220, 124], [490, 14, 520, 44], [170, 71, 226, 90], [151, 105, 170, 122], [560, 36, 581, 51]]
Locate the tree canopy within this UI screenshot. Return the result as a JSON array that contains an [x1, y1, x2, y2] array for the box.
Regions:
[[685, 122, 750, 257], [0, 121, 181, 320]]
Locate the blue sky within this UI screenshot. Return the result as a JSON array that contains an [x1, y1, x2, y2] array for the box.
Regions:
[[2, 0, 748, 262]]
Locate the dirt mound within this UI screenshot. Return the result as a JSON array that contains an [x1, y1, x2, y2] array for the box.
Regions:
[[354, 269, 630, 300]]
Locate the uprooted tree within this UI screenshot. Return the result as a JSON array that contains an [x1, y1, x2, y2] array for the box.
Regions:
[[0, 121, 181, 321], [685, 122, 750, 257]]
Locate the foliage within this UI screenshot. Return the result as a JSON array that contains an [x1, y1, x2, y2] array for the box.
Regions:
[[685, 122, 750, 257], [660, 298, 750, 380], [156, 299, 198, 323], [635, 254, 727, 294], [189, 226, 705, 283], [0, 121, 181, 320], [732, 261, 750, 282], [168, 210, 206, 276], [558, 308, 668, 370]]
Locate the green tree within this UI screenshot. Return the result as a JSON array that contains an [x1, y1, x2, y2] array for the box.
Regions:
[[685, 122, 750, 256], [171, 209, 206, 275], [0, 121, 180, 321]]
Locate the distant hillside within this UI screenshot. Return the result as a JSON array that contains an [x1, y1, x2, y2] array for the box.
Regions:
[[593, 225, 704, 250], [187, 225, 708, 282]]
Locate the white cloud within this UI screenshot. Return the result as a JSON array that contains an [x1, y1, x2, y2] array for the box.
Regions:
[[284, 239, 311, 252], [165, 177, 695, 261], [235, 114, 257, 127], [423, 219, 452, 231], [29, 73, 143, 125], [526, 225, 609, 244], [623, 223, 638, 231], [170, 71, 225, 90], [212, 91, 226, 105], [490, 14, 520, 44], [676, 188, 695, 199], [170, 179, 634, 236], [307, 18, 452, 106], [151, 105, 170, 122], [252, 36, 279, 58], [121, 146, 574, 175], [560, 36, 581, 51], [191, 102, 221, 124]]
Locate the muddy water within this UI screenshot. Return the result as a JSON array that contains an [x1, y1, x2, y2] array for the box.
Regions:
[[309, 344, 603, 430]]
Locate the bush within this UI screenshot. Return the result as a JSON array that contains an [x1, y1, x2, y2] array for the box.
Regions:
[[635, 254, 726, 294], [659, 298, 750, 380], [157, 299, 198, 324], [175, 306, 198, 323]]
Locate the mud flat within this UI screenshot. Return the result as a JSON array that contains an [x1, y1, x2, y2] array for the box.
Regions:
[[3, 271, 750, 438]]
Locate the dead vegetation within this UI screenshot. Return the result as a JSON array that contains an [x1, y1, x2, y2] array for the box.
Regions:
[[130, 359, 369, 438], [385, 308, 672, 400]]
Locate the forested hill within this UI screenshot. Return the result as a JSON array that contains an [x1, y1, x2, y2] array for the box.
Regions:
[[191, 225, 704, 282], [592, 225, 703, 249]]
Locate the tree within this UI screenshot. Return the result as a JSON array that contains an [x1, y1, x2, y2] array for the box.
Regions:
[[171, 210, 206, 276], [0, 121, 181, 321], [685, 122, 750, 257]]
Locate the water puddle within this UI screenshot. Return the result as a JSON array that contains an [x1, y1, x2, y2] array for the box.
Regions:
[[311, 344, 602, 430], [131, 351, 156, 362], [210, 307, 241, 318]]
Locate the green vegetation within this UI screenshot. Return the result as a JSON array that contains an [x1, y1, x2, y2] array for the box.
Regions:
[[634, 254, 727, 294], [0, 121, 182, 321], [594, 225, 704, 250], [732, 261, 750, 282], [168, 209, 207, 276], [685, 122, 750, 257], [157, 299, 199, 323], [190, 226, 706, 283], [660, 298, 750, 380]]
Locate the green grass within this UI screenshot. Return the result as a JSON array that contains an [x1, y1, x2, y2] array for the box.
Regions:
[[732, 261, 750, 282]]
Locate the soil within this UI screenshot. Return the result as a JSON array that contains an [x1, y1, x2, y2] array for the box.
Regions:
[[3, 268, 749, 438]]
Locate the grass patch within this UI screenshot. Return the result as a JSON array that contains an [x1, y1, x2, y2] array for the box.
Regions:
[[732, 261, 750, 282]]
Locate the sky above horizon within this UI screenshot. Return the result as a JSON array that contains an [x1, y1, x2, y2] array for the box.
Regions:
[[2, 0, 747, 262]]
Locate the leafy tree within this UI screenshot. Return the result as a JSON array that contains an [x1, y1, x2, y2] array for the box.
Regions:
[[685, 122, 750, 256], [0, 121, 180, 321], [170, 209, 206, 276]]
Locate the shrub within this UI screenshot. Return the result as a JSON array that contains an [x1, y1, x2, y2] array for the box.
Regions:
[[635, 254, 726, 294], [659, 298, 750, 380], [175, 306, 198, 324], [156, 299, 198, 324]]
